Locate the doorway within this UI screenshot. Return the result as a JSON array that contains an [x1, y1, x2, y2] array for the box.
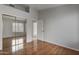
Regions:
[[32, 20, 37, 51]]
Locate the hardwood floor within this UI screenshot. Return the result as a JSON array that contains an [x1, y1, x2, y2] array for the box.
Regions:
[[0, 40, 79, 55], [25, 40, 79, 55]]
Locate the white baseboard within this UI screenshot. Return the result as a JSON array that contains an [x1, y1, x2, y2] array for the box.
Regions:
[[26, 39, 79, 51], [39, 39, 79, 51]]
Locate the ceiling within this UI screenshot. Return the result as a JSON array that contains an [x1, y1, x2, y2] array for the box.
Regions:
[[24, 4, 65, 10]]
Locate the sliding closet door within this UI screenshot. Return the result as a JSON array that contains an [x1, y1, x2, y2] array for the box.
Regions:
[[2, 14, 16, 54], [12, 18, 26, 54], [2, 14, 26, 55]]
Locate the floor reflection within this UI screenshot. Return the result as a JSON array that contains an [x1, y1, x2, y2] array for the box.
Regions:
[[12, 38, 24, 52]]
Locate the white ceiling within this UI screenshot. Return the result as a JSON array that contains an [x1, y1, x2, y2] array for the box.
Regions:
[[25, 4, 65, 10]]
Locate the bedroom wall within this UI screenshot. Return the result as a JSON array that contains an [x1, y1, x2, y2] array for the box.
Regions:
[[39, 5, 79, 51], [0, 14, 3, 50], [37, 19, 44, 40]]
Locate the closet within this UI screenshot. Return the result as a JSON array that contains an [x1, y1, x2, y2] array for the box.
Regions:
[[2, 14, 26, 54]]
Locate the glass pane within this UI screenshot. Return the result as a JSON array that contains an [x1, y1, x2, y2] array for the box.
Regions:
[[15, 23, 19, 32], [12, 23, 24, 32], [18, 23, 24, 32], [12, 23, 19, 32]]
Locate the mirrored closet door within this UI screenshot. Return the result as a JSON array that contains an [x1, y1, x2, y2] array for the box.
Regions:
[[2, 14, 26, 55]]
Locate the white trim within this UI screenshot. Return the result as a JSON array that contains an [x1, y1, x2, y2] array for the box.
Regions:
[[41, 39, 79, 51]]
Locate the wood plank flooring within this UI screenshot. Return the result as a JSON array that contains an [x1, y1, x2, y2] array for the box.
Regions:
[[25, 40, 79, 55], [0, 40, 79, 55]]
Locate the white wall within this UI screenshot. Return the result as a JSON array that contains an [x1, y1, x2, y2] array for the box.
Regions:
[[37, 20, 44, 40], [5, 4, 26, 12], [39, 5, 79, 51], [0, 14, 3, 50], [0, 5, 38, 50], [26, 7, 38, 42]]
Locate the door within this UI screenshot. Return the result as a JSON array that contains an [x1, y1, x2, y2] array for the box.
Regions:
[[2, 14, 16, 54], [2, 14, 26, 55], [12, 19, 26, 54]]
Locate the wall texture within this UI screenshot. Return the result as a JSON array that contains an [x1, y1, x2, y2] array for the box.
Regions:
[[39, 5, 79, 51]]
